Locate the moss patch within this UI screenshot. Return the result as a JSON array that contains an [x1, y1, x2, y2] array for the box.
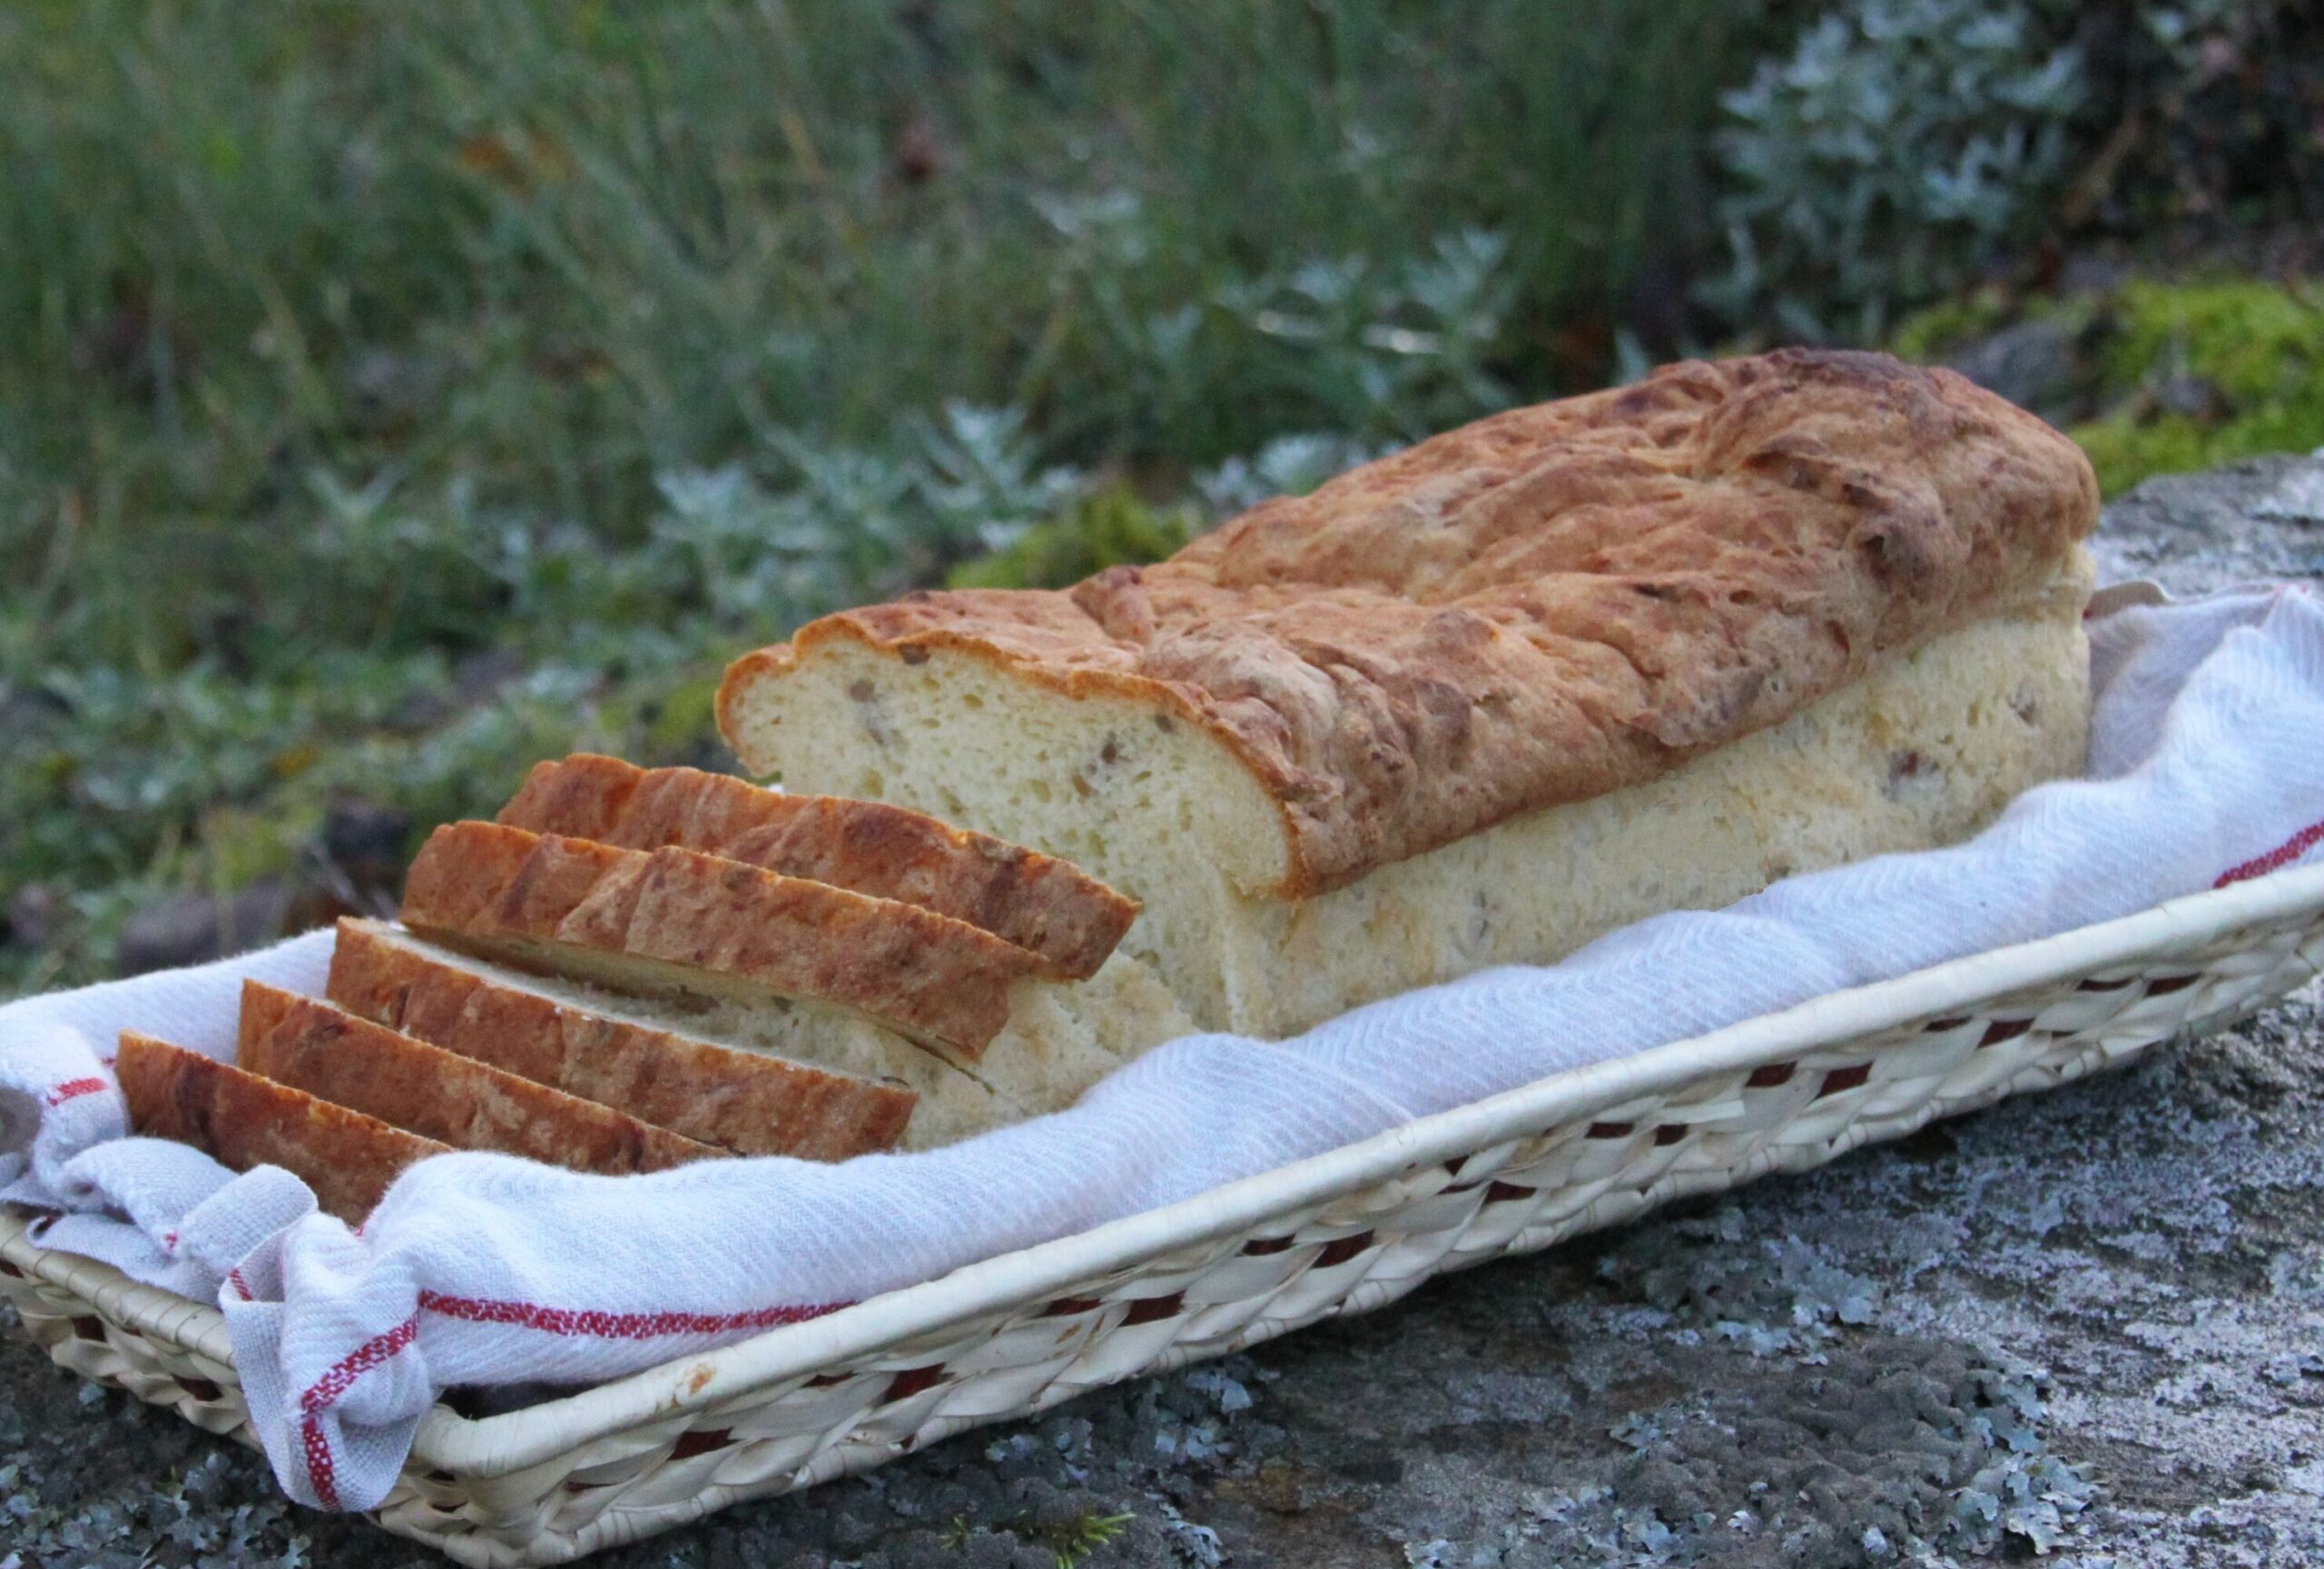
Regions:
[[1888, 287, 2019, 366], [1896, 277, 2324, 497], [2071, 281, 2324, 494], [946, 486, 1204, 592]]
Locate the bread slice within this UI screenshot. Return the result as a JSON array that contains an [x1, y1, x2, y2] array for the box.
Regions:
[[398, 824, 1192, 1138], [327, 919, 914, 1159], [400, 822, 1039, 1059], [237, 982, 723, 1176], [116, 1031, 446, 1221], [720, 350, 2102, 1037], [496, 755, 1137, 980], [399, 823, 1189, 1143]]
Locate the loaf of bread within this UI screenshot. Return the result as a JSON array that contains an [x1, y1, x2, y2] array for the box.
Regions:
[[720, 350, 2101, 1035], [116, 1031, 448, 1220], [116, 350, 2104, 1202], [399, 823, 1193, 1139], [238, 982, 722, 1175], [497, 755, 1137, 979], [327, 919, 915, 1159]]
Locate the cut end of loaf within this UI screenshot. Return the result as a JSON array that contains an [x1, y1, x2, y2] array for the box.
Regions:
[[718, 627, 1297, 902]]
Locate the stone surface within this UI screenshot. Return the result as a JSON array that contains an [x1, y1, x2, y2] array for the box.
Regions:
[[5, 455, 2324, 1568], [1945, 316, 2080, 416], [2090, 452, 2324, 593]]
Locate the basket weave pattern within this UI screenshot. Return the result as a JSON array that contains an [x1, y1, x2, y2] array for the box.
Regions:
[[6, 875, 2323, 1567]]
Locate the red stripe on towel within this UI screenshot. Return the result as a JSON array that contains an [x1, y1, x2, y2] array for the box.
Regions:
[[2215, 817, 2324, 887], [284, 1290, 850, 1506], [301, 1415, 340, 1511], [298, 1316, 420, 1510], [416, 1290, 848, 1339], [44, 1078, 106, 1108]]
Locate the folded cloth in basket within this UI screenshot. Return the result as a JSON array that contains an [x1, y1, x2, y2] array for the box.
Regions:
[[3, 582, 2322, 1513]]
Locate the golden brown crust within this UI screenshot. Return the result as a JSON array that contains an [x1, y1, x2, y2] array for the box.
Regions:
[[723, 350, 2097, 895], [115, 1031, 446, 1222], [327, 919, 914, 1159], [237, 982, 723, 1175], [399, 822, 1039, 1058], [496, 755, 1137, 980]]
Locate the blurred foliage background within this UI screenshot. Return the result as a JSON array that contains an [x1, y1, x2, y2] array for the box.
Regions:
[[1, 0, 2319, 992]]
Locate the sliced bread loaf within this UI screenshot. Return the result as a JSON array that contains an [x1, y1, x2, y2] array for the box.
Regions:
[[116, 1031, 447, 1221], [497, 755, 1137, 979], [327, 919, 915, 1159], [238, 982, 723, 1175]]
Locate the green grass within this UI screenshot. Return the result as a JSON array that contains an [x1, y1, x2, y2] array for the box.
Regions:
[[5, 3, 2315, 993], [941, 1507, 1133, 1567], [1, 0, 1778, 668], [0, 0, 1796, 991]]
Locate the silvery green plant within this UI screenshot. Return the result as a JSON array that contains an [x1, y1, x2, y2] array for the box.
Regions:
[[913, 402, 1085, 559], [1194, 431, 1387, 515], [2137, 0, 2274, 64], [650, 403, 1082, 633], [1703, 0, 2086, 342], [1202, 228, 1514, 443]]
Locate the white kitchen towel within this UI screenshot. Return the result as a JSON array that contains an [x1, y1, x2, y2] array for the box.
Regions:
[[4, 582, 2323, 1513]]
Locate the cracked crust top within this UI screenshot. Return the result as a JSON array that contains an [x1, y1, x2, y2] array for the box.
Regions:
[[722, 350, 2097, 895]]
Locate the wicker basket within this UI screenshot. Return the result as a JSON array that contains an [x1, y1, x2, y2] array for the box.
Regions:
[[5, 860, 2322, 1565]]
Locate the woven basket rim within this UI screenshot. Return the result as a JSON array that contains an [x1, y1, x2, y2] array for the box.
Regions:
[[6, 860, 2320, 1482]]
